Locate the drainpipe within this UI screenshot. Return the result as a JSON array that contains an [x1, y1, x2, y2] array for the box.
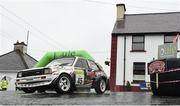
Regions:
[[123, 35, 126, 90]]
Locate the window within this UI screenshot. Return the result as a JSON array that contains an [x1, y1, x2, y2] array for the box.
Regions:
[[133, 62, 145, 83], [75, 58, 89, 69], [88, 61, 99, 71], [132, 35, 145, 51], [164, 33, 177, 44], [81, 59, 89, 69]]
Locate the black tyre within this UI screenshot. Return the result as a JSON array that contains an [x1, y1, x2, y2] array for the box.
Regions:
[[37, 89, 46, 93], [56, 74, 74, 94], [22, 88, 36, 93], [106, 79, 110, 90], [94, 78, 106, 94]]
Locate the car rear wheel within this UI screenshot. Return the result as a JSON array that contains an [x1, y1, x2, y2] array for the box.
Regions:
[[56, 74, 74, 94], [22, 88, 36, 93], [94, 78, 106, 94]]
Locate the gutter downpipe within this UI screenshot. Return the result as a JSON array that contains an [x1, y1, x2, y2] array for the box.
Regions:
[[123, 35, 126, 91]]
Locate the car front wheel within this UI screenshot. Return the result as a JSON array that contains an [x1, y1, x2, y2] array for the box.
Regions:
[[56, 74, 74, 94], [94, 78, 106, 94]]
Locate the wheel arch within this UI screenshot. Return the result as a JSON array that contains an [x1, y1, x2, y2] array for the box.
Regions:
[[53, 72, 75, 84], [92, 76, 107, 88]]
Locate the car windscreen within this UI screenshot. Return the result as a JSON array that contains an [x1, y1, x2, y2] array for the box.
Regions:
[[46, 57, 75, 67]]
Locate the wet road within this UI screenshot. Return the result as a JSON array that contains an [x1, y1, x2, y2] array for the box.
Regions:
[[0, 90, 180, 105]]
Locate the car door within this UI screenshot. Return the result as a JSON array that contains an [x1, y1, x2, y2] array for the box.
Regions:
[[74, 58, 91, 86]]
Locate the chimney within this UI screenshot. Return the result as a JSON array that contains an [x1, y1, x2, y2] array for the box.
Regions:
[[116, 4, 126, 21], [14, 41, 27, 54]]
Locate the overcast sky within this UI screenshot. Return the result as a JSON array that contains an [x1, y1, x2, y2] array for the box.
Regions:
[[0, 0, 180, 74]]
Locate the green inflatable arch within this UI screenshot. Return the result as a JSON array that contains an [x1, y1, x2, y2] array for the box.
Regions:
[[34, 50, 95, 67]]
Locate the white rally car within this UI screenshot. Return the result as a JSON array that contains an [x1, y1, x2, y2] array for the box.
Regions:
[[16, 57, 109, 94]]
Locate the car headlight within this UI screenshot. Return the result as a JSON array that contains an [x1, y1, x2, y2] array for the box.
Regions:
[[44, 68, 52, 74], [17, 72, 22, 78]]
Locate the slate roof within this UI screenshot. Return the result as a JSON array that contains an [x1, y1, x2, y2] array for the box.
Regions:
[[112, 12, 180, 35], [0, 50, 37, 71]]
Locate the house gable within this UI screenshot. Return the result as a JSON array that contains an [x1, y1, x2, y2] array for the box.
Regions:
[[0, 50, 37, 71]]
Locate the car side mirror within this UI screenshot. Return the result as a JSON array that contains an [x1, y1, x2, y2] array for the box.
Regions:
[[105, 61, 110, 66]]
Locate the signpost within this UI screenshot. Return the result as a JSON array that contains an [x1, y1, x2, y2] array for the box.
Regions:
[[158, 43, 177, 59]]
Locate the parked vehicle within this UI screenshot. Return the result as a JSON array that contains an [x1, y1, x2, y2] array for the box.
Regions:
[[148, 58, 180, 96], [16, 52, 109, 94]]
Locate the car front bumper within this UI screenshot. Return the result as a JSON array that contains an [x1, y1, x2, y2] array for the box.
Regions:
[[16, 74, 58, 88]]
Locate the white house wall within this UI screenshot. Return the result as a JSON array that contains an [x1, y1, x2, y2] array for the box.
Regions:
[[116, 35, 164, 86], [116, 36, 124, 85]]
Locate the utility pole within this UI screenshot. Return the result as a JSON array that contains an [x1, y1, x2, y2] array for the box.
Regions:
[[26, 30, 29, 53]]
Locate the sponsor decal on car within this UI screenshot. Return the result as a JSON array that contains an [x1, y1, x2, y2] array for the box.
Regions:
[[75, 69, 84, 85]]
